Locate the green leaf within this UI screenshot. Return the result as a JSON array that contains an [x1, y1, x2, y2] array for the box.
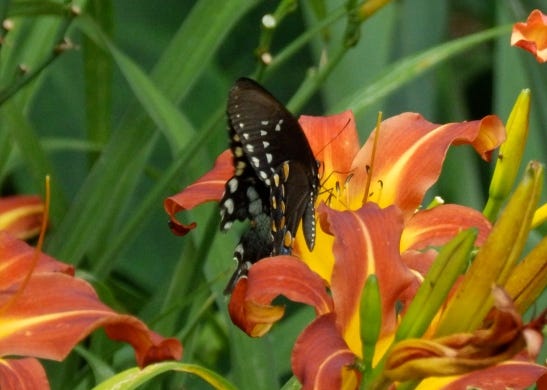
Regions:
[[91, 362, 237, 390], [360, 274, 381, 379], [396, 229, 477, 340], [76, 15, 195, 155], [46, 0, 259, 265], [333, 25, 510, 117]]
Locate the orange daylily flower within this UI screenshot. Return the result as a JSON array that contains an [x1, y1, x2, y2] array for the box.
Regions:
[[165, 110, 510, 389], [511, 9, 547, 63], [0, 232, 182, 389], [0, 195, 44, 240]]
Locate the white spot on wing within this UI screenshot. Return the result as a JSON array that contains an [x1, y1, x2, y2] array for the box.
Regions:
[[228, 178, 238, 193], [223, 198, 234, 214]]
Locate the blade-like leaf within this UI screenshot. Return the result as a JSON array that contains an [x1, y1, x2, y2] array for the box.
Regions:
[[91, 362, 237, 390]]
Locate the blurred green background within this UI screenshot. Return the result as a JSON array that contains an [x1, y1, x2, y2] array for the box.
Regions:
[[1, 0, 545, 388]]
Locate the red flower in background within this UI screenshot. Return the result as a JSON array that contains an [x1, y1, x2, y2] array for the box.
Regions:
[[0, 197, 182, 389]]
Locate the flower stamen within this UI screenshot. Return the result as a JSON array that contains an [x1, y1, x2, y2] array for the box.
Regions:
[[363, 112, 383, 204]]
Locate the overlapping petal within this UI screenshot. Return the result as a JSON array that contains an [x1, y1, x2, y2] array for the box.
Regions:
[[0, 357, 49, 390], [0, 232, 182, 378], [0, 195, 43, 240], [401, 204, 491, 253], [511, 9, 547, 63], [322, 203, 415, 353]]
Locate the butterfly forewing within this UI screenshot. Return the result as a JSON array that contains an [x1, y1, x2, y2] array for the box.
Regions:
[[227, 78, 316, 181], [219, 125, 269, 231]]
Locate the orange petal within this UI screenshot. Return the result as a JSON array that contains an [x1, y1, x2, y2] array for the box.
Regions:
[[295, 112, 361, 276], [299, 111, 360, 191], [228, 278, 285, 337], [0, 231, 74, 289], [292, 313, 359, 390], [350, 113, 505, 214], [401, 204, 492, 253], [439, 362, 547, 390], [0, 196, 43, 240], [103, 316, 183, 367], [164, 150, 233, 235], [228, 256, 333, 337], [322, 203, 416, 353], [511, 9, 547, 63], [0, 357, 49, 390], [0, 233, 182, 368]]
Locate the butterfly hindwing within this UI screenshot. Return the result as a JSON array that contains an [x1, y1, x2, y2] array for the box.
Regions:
[[223, 213, 273, 294]]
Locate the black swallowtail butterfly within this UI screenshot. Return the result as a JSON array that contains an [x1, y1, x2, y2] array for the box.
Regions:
[[220, 77, 319, 293]]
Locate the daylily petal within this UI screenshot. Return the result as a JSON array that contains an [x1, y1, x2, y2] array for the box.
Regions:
[[322, 203, 415, 354], [102, 315, 183, 367], [228, 278, 285, 337], [295, 112, 360, 270], [299, 111, 360, 198], [511, 9, 547, 63], [349, 113, 505, 215], [292, 313, 359, 390], [228, 256, 333, 337], [0, 196, 43, 240], [0, 233, 182, 368], [0, 357, 49, 390], [0, 231, 74, 289], [401, 204, 492, 253], [431, 362, 547, 390], [164, 150, 233, 235]]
